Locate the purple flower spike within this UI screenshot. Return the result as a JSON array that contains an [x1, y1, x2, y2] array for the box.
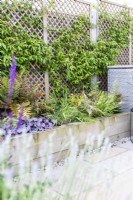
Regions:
[[6, 53, 17, 108], [8, 112, 13, 118]]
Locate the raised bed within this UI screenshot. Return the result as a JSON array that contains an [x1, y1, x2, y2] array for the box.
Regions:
[[0, 112, 130, 174], [1, 113, 130, 173]]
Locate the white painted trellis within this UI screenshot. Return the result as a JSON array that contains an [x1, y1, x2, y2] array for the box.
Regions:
[[0, 0, 133, 97]]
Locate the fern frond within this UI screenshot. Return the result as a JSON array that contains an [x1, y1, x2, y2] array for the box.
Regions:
[[10, 101, 32, 118]]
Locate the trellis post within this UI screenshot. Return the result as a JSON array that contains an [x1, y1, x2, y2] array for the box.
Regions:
[[90, 0, 98, 87], [42, 0, 50, 101]]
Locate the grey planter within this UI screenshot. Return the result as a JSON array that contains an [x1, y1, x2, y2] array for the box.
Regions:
[[108, 65, 133, 111]]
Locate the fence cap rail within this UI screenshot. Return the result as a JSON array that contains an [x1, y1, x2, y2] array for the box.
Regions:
[[107, 65, 133, 69], [75, 0, 90, 5], [100, 0, 131, 10]]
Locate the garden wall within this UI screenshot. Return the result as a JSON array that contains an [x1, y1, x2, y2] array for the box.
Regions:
[[2, 112, 130, 175]]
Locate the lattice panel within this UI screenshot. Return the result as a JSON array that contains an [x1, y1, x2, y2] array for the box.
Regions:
[[0, 0, 45, 98], [99, 73, 108, 91], [47, 0, 90, 42], [0, 0, 91, 96], [98, 0, 130, 91], [2, 0, 133, 96], [28, 64, 46, 99], [99, 0, 129, 65], [117, 48, 130, 65], [47, 0, 90, 94], [99, 0, 128, 14], [98, 1, 127, 36], [0, 0, 43, 37]]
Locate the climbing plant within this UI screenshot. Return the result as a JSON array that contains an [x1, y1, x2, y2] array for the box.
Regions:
[[0, 0, 51, 75], [48, 10, 133, 95], [48, 16, 92, 95], [0, 0, 132, 96]]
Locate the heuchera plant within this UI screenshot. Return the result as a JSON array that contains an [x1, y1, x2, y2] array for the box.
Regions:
[[2, 117, 55, 136]]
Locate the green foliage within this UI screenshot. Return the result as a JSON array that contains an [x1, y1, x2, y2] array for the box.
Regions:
[[41, 93, 91, 124], [0, 0, 51, 76], [70, 90, 121, 118], [31, 100, 54, 117], [49, 16, 92, 94], [44, 89, 121, 125], [48, 11, 132, 95], [99, 10, 131, 48], [82, 90, 121, 117]]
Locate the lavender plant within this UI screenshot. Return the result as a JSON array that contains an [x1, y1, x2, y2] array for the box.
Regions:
[[6, 53, 16, 109], [0, 132, 128, 200]]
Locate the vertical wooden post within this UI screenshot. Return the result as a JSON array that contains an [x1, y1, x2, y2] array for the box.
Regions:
[[42, 0, 50, 101], [90, 0, 98, 87]]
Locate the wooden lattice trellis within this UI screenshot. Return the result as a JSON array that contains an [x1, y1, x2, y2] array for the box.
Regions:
[[0, 0, 46, 98], [47, 0, 90, 94], [0, 0, 91, 97], [1, 0, 133, 95], [47, 0, 90, 42], [98, 0, 130, 65], [98, 0, 133, 91]]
